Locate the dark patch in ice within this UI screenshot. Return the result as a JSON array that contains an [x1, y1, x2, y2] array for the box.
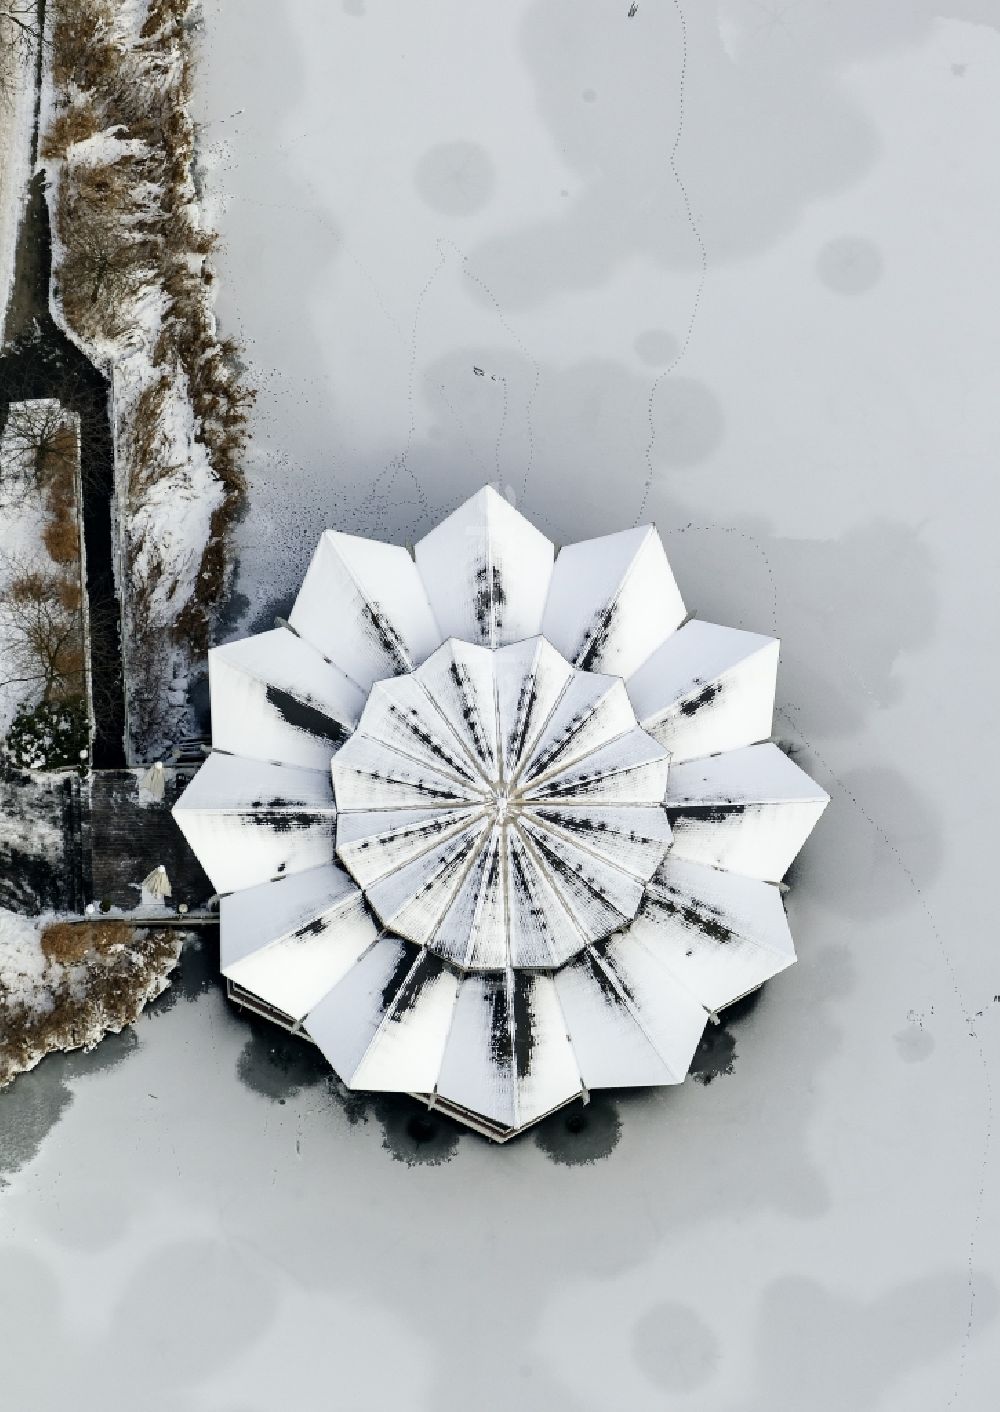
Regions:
[[0, 1029, 138, 1184], [414, 140, 496, 217], [690, 988, 764, 1084], [893, 1024, 935, 1064], [265, 685, 349, 745], [816, 235, 883, 295], [146, 931, 220, 1015], [678, 678, 723, 717], [632, 1301, 720, 1392], [534, 1092, 622, 1165], [235, 1017, 330, 1101], [634, 328, 679, 366]]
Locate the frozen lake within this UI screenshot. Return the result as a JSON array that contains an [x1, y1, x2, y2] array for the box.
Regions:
[[3, 2, 1000, 1407]]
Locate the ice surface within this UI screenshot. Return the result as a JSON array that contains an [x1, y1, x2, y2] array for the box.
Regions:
[[2, 3, 1000, 1409]]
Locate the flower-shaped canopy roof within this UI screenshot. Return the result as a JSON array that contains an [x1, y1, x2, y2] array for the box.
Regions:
[[332, 636, 672, 969], [174, 487, 828, 1141]]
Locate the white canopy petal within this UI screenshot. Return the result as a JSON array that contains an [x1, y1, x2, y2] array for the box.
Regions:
[[524, 727, 670, 806], [414, 639, 498, 780], [517, 673, 636, 789], [434, 971, 583, 1136], [629, 856, 796, 1013], [493, 636, 574, 779], [627, 620, 779, 763], [414, 485, 554, 647], [331, 732, 489, 811], [288, 530, 442, 690], [555, 941, 707, 1090], [220, 865, 378, 1021], [171, 752, 336, 894], [209, 627, 365, 770], [540, 524, 685, 678], [335, 807, 484, 888], [306, 938, 460, 1096], [665, 743, 829, 882], [353, 675, 483, 785]]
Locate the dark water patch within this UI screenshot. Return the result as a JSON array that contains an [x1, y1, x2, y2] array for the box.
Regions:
[[0, 1027, 138, 1184], [534, 1093, 622, 1165], [234, 1020, 466, 1165], [690, 987, 764, 1085], [373, 1094, 464, 1166], [235, 1016, 330, 1101], [145, 930, 220, 1016]]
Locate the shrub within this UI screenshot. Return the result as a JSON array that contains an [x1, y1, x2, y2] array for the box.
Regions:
[[3, 697, 90, 773]]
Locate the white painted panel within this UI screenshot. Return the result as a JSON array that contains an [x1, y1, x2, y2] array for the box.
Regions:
[[628, 620, 779, 762], [415, 639, 499, 779], [288, 529, 441, 690], [630, 856, 796, 1013], [336, 807, 482, 888], [525, 728, 670, 805], [225, 892, 379, 1021], [600, 934, 710, 1081], [531, 804, 672, 882], [555, 950, 677, 1090], [414, 485, 554, 647], [506, 828, 583, 967], [519, 817, 644, 930], [209, 627, 364, 770], [541, 525, 685, 678], [513, 973, 584, 1126], [219, 862, 358, 969], [350, 953, 460, 1094], [518, 674, 635, 787], [435, 972, 516, 1130], [493, 636, 574, 778], [356, 675, 481, 784], [432, 825, 508, 969], [364, 822, 489, 943], [171, 752, 336, 893], [665, 743, 829, 881], [305, 935, 413, 1082], [332, 732, 489, 811]]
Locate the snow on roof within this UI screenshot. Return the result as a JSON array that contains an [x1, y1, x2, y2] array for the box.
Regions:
[[173, 487, 828, 1140]]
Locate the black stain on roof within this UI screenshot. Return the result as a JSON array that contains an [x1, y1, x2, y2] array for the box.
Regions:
[[265, 685, 349, 745], [678, 678, 723, 717]]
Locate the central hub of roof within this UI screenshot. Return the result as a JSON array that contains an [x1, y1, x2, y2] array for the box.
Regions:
[[331, 635, 673, 973], [491, 786, 516, 825]]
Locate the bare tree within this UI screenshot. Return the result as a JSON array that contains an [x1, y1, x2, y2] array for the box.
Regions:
[[0, 399, 78, 507], [0, 3, 42, 107], [0, 563, 85, 702]]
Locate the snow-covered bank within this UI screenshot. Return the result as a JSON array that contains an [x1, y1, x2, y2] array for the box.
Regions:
[[39, 0, 251, 758], [0, 908, 183, 1086]]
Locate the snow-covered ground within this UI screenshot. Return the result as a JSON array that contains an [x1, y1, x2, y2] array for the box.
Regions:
[[0, 46, 35, 339], [2, 3, 999, 1408]]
